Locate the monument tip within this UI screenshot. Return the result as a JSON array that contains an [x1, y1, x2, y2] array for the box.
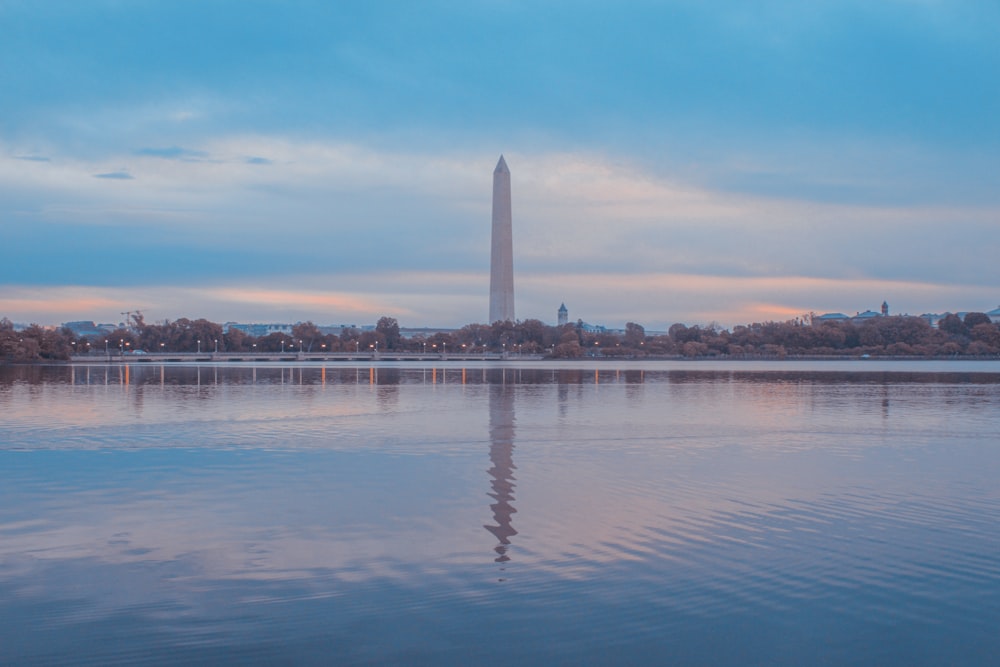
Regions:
[[494, 154, 509, 174]]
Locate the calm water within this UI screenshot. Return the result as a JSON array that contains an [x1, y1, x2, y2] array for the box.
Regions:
[[2, 361, 999, 666]]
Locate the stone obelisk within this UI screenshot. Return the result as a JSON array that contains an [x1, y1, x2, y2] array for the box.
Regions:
[[489, 155, 515, 324]]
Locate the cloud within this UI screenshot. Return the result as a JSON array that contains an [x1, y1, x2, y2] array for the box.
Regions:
[[15, 155, 50, 162], [134, 146, 209, 160], [2, 269, 996, 331], [93, 170, 134, 180], [3, 136, 999, 328], [245, 156, 272, 165]]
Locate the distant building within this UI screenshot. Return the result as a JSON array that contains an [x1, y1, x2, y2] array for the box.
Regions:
[[318, 324, 364, 336], [399, 326, 457, 338], [558, 303, 568, 326], [62, 321, 110, 337], [920, 313, 945, 328], [224, 322, 294, 337], [851, 310, 882, 324], [814, 302, 891, 326], [577, 320, 609, 334]]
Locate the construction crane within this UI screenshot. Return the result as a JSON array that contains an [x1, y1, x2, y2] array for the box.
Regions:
[[120, 310, 145, 331]]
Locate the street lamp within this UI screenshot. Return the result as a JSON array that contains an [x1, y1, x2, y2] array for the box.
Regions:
[[120, 338, 124, 355], [281, 340, 285, 353], [214, 339, 218, 353], [197, 339, 201, 354]]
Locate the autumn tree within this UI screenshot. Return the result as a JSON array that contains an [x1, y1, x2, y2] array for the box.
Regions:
[[292, 321, 323, 352], [375, 317, 401, 349], [624, 322, 646, 348], [964, 312, 992, 329]]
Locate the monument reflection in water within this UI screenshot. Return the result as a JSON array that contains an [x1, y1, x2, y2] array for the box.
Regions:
[[485, 383, 517, 565], [2, 361, 1000, 666]]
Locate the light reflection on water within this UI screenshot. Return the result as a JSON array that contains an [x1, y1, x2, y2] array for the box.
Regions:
[[2, 362, 1000, 666]]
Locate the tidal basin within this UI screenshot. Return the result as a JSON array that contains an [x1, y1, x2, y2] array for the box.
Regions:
[[2, 361, 999, 665]]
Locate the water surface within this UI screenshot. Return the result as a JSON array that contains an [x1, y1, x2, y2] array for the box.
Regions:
[[2, 362, 999, 665]]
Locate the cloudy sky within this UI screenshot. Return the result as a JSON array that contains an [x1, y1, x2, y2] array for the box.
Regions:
[[2, 1, 998, 330]]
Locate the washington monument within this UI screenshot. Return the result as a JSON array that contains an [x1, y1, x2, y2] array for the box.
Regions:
[[489, 155, 515, 324]]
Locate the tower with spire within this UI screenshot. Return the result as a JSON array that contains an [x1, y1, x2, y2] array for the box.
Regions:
[[489, 155, 515, 324], [558, 303, 568, 326]]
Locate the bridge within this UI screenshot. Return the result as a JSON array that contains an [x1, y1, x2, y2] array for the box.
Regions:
[[70, 351, 537, 363]]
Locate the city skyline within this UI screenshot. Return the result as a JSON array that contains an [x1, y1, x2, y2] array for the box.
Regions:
[[2, 2, 999, 329]]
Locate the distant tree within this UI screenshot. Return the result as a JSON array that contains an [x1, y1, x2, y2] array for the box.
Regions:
[[257, 331, 291, 352], [375, 317, 401, 349], [681, 341, 710, 357], [223, 327, 249, 352], [490, 320, 517, 350], [624, 322, 646, 348], [964, 312, 992, 329], [518, 319, 548, 348], [966, 341, 994, 356], [938, 313, 968, 337], [970, 323, 1000, 350], [426, 332, 454, 354], [551, 329, 583, 358], [644, 334, 676, 355], [292, 321, 323, 351], [358, 330, 387, 352], [105, 327, 139, 353]]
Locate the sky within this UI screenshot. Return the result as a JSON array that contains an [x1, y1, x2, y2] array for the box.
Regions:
[[2, 0, 999, 330]]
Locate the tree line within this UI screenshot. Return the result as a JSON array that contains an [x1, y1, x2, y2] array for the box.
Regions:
[[2, 311, 999, 362]]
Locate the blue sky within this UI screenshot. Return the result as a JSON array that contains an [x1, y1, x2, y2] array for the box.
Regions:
[[2, 0, 998, 329]]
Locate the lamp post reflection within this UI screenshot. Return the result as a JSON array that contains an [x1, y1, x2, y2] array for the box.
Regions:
[[484, 381, 517, 565]]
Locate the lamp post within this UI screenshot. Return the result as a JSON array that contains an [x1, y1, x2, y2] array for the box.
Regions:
[[197, 339, 201, 354], [281, 340, 285, 353], [119, 338, 124, 356], [214, 339, 218, 354]]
